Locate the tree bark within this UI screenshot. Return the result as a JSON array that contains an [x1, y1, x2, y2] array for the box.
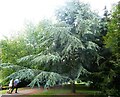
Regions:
[[71, 81, 76, 93]]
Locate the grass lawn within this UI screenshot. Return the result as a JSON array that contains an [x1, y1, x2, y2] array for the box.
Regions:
[[0, 90, 7, 94], [33, 88, 70, 95], [30, 84, 101, 97], [0, 84, 101, 97], [32, 88, 100, 95]]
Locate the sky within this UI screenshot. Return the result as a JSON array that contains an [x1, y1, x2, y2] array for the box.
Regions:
[[0, 0, 119, 40]]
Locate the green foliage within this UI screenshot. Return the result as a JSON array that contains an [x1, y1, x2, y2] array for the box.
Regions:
[[0, 36, 29, 64], [6, 69, 41, 81], [87, 7, 111, 89], [104, 2, 120, 59], [0, 63, 25, 79], [24, 20, 53, 54], [99, 2, 120, 96], [1, 68, 14, 79], [31, 53, 61, 66], [0, 0, 102, 91], [29, 71, 69, 88]]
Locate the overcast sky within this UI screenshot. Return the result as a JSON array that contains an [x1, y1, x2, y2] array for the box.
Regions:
[[0, 0, 119, 40]]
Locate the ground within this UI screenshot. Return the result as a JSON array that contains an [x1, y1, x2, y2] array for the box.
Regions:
[[1, 87, 90, 97], [0, 85, 101, 97], [1, 87, 44, 97]]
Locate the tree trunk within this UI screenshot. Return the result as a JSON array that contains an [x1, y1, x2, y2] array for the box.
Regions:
[[71, 81, 76, 93]]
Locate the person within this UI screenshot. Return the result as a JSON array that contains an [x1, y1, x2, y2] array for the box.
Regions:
[[7, 79, 14, 94], [11, 78, 20, 93]]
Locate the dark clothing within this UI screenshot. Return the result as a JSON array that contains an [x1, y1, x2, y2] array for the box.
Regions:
[[11, 79, 19, 93], [11, 84, 18, 93]]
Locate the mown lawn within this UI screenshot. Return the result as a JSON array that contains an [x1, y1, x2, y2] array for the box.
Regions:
[[32, 87, 100, 95], [0, 90, 7, 94], [29, 84, 101, 97], [0, 84, 102, 97], [32, 88, 100, 95]]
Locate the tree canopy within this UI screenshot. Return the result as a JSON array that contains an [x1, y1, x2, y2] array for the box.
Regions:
[[103, 2, 120, 96], [0, 0, 101, 91], [1, 0, 120, 96]]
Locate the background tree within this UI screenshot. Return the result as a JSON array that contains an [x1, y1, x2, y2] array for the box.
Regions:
[[87, 6, 112, 89], [102, 2, 120, 96], [0, 36, 28, 65]]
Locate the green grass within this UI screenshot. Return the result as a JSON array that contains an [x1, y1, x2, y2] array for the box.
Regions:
[[31, 84, 100, 96], [33, 88, 100, 95], [76, 89, 100, 95], [0, 84, 101, 97], [27, 87, 101, 97], [0, 90, 7, 94], [34, 88, 70, 95]]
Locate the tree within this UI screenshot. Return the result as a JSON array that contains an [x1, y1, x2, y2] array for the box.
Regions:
[[0, 36, 28, 65], [1, 0, 101, 93], [55, 0, 100, 71], [102, 2, 120, 96], [104, 2, 120, 59], [87, 6, 112, 89], [23, 20, 52, 55]]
